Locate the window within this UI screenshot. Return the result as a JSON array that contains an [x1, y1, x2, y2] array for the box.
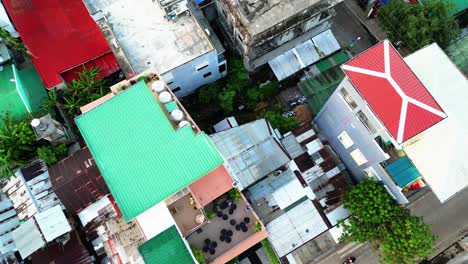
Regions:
[[172, 87, 181, 93], [166, 81, 174, 86], [237, 33, 243, 42], [338, 131, 354, 149], [356, 110, 376, 134], [350, 149, 368, 166], [196, 62, 209, 71], [219, 64, 226, 73], [339, 88, 358, 110], [203, 72, 212, 78], [364, 166, 381, 180]]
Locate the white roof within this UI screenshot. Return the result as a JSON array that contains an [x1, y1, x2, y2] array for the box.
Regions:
[[269, 29, 340, 80], [403, 43, 468, 202], [78, 196, 111, 227], [136, 201, 176, 240], [325, 204, 350, 226], [248, 169, 307, 210], [12, 220, 45, 259], [35, 205, 71, 242], [84, 0, 212, 74], [266, 200, 328, 257]]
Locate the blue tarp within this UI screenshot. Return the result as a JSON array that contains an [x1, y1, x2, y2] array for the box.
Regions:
[[194, 0, 204, 5], [385, 156, 420, 188]]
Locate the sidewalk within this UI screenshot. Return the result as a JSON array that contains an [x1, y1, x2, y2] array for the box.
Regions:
[[342, 0, 387, 41]]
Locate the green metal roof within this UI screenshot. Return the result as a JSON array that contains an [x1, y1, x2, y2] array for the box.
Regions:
[[450, 0, 467, 14], [139, 226, 194, 264], [0, 63, 46, 122], [164, 101, 179, 112], [298, 65, 346, 114], [76, 81, 223, 221]]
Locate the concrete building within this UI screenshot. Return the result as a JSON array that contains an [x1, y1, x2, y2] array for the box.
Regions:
[[75, 71, 267, 264], [313, 40, 468, 204], [83, 0, 227, 97], [215, 0, 342, 78]]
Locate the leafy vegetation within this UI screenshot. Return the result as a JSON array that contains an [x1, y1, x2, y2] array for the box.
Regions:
[[261, 239, 280, 264], [226, 257, 239, 264], [0, 28, 28, 56], [378, 0, 460, 51], [190, 244, 207, 264], [0, 115, 38, 179], [338, 178, 435, 264], [257, 105, 299, 134], [254, 220, 262, 232], [228, 188, 242, 201], [36, 144, 68, 166]]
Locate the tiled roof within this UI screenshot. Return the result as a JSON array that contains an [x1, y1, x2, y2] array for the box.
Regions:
[[189, 165, 234, 207], [138, 226, 194, 264], [75, 81, 223, 221], [342, 40, 446, 143]]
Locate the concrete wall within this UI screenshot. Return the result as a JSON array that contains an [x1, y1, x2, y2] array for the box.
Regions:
[[162, 50, 227, 97], [313, 78, 408, 204]]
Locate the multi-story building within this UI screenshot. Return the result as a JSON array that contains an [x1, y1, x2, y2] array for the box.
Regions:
[[3, 0, 121, 90], [83, 0, 227, 97], [75, 70, 267, 263], [313, 40, 468, 204], [215, 0, 342, 79]]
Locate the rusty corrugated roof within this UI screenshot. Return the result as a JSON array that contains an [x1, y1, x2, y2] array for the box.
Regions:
[[189, 166, 234, 207], [49, 147, 110, 214]]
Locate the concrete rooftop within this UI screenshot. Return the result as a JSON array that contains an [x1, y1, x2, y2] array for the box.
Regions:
[[232, 0, 335, 35], [84, 0, 213, 74]]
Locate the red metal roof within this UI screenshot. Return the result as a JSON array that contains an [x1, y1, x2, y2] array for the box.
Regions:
[[3, 0, 120, 89], [189, 166, 234, 207], [342, 40, 446, 143]]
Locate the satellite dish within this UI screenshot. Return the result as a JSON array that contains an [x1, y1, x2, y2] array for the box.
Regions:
[[178, 120, 190, 128], [151, 80, 165, 93], [159, 91, 172, 103], [170, 109, 184, 121], [232, 180, 239, 188]]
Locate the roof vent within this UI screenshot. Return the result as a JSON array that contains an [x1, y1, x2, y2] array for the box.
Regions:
[[171, 109, 184, 121], [205, 29, 211, 36], [159, 91, 172, 103], [178, 120, 190, 128], [152, 80, 165, 93], [232, 180, 239, 188]]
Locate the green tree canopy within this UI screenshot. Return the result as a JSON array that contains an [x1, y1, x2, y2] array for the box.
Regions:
[[258, 106, 299, 133], [377, 0, 460, 51], [338, 178, 435, 264]]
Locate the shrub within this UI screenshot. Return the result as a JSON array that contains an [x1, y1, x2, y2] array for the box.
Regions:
[[37, 144, 68, 166], [254, 220, 262, 232], [228, 188, 242, 201], [190, 245, 206, 264]]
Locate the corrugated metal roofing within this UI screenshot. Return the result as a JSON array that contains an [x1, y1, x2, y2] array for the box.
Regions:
[[342, 40, 446, 143], [266, 199, 328, 257], [60, 53, 120, 84], [12, 219, 45, 259], [269, 29, 340, 80], [138, 226, 194, 264], [34, 205, 71, 242], [76, 81, 223, 221], [189, 165, 234, 207], [3, 0, 119, 88], [49, 147, 110, 214], [385, 156, 420, 188], [210, 119, 290, 190]]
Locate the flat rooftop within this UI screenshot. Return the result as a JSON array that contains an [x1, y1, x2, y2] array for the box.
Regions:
[[75, 81, 223, 221], [84, 0, 213, 75], [225, 0, 329, 36], [3, 0, 118, 88]]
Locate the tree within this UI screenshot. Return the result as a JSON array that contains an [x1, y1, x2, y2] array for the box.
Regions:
[[0, 115, 38, 179], [37, 144, 68, 166], [218, 89, 237, 114], [338, 178, 435, 264], [258, 106, 299, 134], [378, 0, 460, 51], [0, 28, 28, 56], [41, 88, 58, 113]]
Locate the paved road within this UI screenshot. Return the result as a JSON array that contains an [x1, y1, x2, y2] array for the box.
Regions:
[[308, 188, 468, 264]]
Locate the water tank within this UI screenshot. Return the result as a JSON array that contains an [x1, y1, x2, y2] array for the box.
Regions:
[[159, 91, 172, 103], [151, 80, 165, 93], [171, 109, 184, 121], [178, 120, 190, 128]]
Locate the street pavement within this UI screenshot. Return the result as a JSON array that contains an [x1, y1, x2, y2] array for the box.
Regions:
[[308, 188, 468, 264]]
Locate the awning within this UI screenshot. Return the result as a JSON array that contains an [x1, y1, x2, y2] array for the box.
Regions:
[[385, 156, 421, 188], [268, 29, 340, 81]]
